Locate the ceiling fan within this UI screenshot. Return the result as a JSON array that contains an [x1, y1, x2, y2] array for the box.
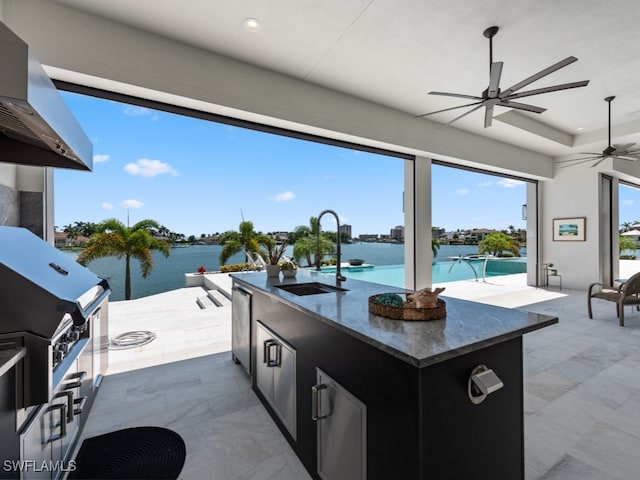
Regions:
[[557, 96, 640, 168], [416, 26, 590, 128]]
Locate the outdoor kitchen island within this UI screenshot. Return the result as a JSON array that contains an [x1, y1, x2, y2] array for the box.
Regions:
[[230, 270, 558, 480]]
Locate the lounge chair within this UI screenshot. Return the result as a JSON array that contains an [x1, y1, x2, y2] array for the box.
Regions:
[[243, 250, 266, 271], [587, 271, 640, 326]]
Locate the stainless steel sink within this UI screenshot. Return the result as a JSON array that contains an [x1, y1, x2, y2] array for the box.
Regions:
[[275, 282, 348, 296]]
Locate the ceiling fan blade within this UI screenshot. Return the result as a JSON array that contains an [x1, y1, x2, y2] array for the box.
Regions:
[[502, 80, 589, 101], [488, 62, 503, 98], [612, 143, 636, 153], [429, 91, 483, 100], [578, 152, 604, 155], [497, 100, 546, 114], [556, 155, 601, 164], [484, 104, 495, 128], [501, 56, 579, 96], [415, 101, 483, 118], [591, 157, 611, 168], [613, 155, 640, 162], [557, 157, 600, 168], [439, 104, 485, 129]]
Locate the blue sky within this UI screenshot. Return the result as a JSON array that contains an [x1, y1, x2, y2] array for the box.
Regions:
[[56, 91, 536, 237]]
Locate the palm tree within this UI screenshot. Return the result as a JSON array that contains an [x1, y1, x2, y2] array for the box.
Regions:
[[77, 218, 171, 300], [219, 220, 261, 265], [620, 221, 635, 233], [293, 216, 335, 267], [432, 238, 440, 257], [62, 223, 80, 242]]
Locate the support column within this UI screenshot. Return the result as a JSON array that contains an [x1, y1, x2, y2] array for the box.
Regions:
[[405, 156, 432, 290]]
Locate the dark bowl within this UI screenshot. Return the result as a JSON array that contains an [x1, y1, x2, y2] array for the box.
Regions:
[[348, 258, 365, 266]]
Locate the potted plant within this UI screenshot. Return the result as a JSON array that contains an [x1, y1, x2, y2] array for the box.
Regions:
[[260, 236, 288, 277], [196, 265, 206, 275], [280, 257, 297, 278]]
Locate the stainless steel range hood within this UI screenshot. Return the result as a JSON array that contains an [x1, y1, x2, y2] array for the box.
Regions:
[[0, 21, 92, 171]]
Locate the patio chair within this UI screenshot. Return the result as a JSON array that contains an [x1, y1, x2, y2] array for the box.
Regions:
[[588, 271, 640, 326]]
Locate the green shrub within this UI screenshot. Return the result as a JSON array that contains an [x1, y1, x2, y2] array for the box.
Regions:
[[220, 263, 254, 273]]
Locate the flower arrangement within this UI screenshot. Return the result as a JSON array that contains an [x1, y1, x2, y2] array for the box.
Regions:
[[197, 265, 206, 274], [280, 257, 297, 271], [280, 257, 297, 277]]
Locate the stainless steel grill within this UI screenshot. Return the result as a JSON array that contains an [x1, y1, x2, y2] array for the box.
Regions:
[[0, 226, 110, 407]]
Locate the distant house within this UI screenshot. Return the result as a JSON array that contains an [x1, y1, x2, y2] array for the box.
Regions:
[[464, 228, 493, 243], [54, 232, 89, 248]]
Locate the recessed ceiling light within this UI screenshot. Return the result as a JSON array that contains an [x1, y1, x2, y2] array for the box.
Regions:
[[243, 18, 261, 32], [576, 127, 584, 131]]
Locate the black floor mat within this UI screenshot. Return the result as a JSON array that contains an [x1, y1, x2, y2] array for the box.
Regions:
[[69, 426, 186, 480]]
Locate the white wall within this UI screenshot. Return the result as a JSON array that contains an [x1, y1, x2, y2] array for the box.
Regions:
[[0, 163, 16, 188], [541, 163, 603, 289]]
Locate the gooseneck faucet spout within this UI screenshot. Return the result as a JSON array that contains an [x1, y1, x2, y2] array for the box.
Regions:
[[316, 209, 346, 283]]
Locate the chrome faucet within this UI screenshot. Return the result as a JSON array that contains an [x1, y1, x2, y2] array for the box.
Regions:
[[316, 209, 346, 282]]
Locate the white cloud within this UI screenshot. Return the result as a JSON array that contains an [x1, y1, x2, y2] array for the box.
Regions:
[[497, 178, 525, 188], [121, 199, 144, 209], [124, 158, 178, 177], [94, 154, 110, 163], [123, 106, 159, 120], [477, 181, 492, 187], [623, 199, 634, 207], [456, 188, 469, 195], [101, 202, 114, 210], [272, 191, 296, 202]]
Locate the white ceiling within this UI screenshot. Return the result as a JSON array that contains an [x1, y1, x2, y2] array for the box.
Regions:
[[51, 0, 640, 158]]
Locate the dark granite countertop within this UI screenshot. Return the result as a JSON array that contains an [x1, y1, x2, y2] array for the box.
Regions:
[[231, 270, 558, 368], [0, 346, 26, 378]]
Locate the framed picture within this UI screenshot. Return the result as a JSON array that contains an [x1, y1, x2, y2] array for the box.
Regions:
[[553, 217, 586, 241]]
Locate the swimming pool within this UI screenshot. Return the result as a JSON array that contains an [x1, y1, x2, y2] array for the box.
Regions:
[[316, 259, 527, 288]]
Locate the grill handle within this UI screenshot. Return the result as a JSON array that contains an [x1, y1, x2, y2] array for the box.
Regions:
[[47, 403, 67, 442], [73, 396, 88, 415], [55, 390, 74, 423], [63, 370, 87, 390]]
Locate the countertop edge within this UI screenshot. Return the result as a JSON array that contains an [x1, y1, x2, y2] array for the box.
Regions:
[[232, 272, 559, 368]]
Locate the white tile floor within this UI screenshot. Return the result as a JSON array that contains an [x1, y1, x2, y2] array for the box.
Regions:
[[75, 266, 640, 479]]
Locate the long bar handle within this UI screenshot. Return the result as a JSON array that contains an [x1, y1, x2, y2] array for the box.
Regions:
[[263, 339, 275, 364], [263, 339, 281, 367], [311, 383, 328, 421]]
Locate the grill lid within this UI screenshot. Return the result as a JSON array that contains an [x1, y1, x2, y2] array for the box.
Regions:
[[0, 226, 110, 339]]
